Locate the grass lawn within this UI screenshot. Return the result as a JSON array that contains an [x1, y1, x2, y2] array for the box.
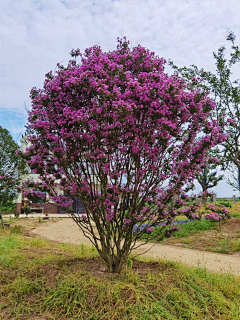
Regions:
[[0, 227, 240, 320]]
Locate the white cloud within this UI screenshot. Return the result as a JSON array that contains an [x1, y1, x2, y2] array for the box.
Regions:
[[0, 0, 239, 195]]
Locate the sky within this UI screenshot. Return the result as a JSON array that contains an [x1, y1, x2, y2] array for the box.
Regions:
[[0, 0, 240, 197]]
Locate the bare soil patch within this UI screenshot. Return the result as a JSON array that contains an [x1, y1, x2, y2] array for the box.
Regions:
[[221, 217, 240, 234], [162, 218, 240, 254], [9, 217, 61, 230]]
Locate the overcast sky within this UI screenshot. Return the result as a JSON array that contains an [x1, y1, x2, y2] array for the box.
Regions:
[[0, 0, 240, 197]]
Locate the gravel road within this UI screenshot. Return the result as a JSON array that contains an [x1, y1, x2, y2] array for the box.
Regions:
[[31, 218, 240, 276]]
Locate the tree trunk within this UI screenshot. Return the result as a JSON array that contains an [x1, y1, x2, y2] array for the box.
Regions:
[[0, 211, 5, 229], [202, 185, 208, 204], [100, 249, 128, 273]]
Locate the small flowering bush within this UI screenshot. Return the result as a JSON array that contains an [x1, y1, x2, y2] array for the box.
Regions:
[[141, 223, 181, 241], [177, 198, 201, 220], [165, 224, 182, 238], [20, 38, 225, 272], [199, 190, 216, 204], [14, 211, 20, 218], [205, 204, 231, 222]]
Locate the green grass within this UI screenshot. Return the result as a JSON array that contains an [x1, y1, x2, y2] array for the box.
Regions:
[[1, 230, 240, 319], [173, 215, 188, 221], [174, 220, 216, 238], [212, 239, 240, 254], [231, 212, 240, 217], [0, 206, 15, 214]]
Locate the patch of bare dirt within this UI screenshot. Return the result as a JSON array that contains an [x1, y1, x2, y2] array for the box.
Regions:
[[56, 256, 172, 277], [221, 218, 240, 234], [10, 217, 61, 229]]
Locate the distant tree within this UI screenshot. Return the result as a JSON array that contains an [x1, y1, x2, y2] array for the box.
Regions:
[[21, 38, 224, 272], [170, 32, 240, 173], [196, 149, 224, 192], [226, 164, 240, 192], [0, 126, 20, 206], [197, 167, 223, 193]]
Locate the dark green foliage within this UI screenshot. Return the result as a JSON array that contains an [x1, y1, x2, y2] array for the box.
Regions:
[[218, 201, 232, 208], [142, 220, 215, 241], [0, 127, 25, 207], [14, 211, 20, 218]]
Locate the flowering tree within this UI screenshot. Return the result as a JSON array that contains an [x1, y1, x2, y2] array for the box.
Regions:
[[20, 38, 225, 272], [205, 203, 231, 221], [196, 149, 224, 193]]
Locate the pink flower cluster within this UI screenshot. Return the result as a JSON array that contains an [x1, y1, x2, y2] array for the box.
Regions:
[[205, 204, 231, 222], [178, 201, 201, 220]]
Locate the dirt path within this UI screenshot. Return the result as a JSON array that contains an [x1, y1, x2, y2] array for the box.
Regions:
[[31, 218, 240, 276]]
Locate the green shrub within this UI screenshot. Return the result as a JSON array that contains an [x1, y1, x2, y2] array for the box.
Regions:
[[10, 225, 24, 234], [14, 212, 20, 218], [174, 220, 215, 238], [219, 202, 232, 208]]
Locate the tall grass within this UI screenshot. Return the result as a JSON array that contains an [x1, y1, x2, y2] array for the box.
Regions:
[[174, 219, 216, 238], [0, 230, 240, 319]]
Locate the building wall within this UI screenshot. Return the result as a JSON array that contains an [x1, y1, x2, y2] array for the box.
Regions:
[[16, 202, 59, 214], [16, 135, 101, 214]]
